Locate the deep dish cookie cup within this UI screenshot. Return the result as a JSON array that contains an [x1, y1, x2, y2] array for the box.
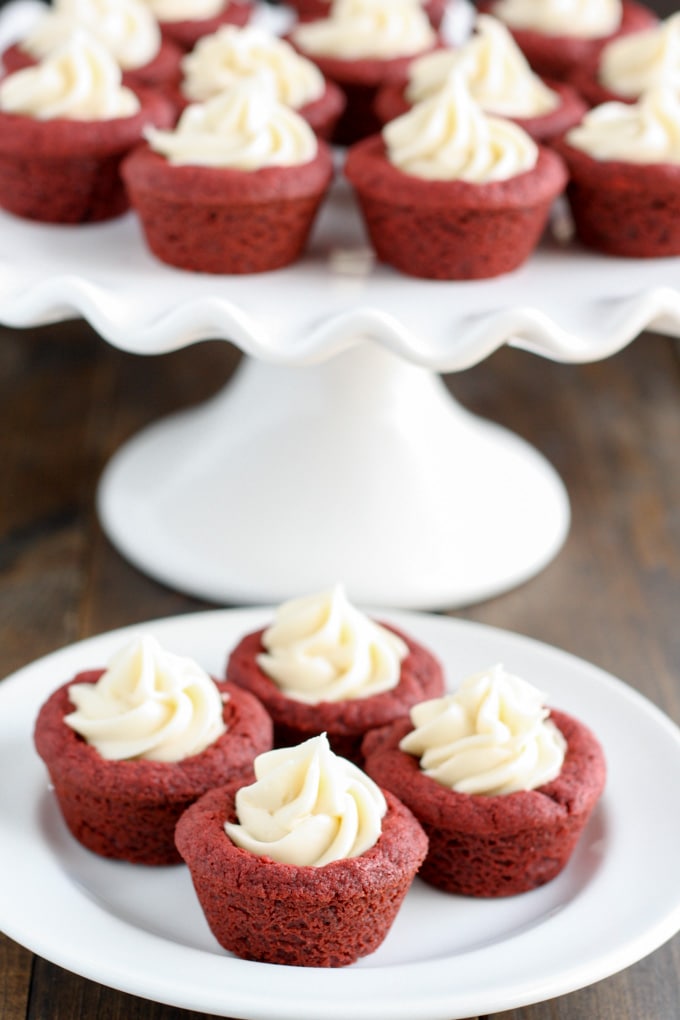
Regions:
[[0, 34, 175, 223], [345, 138, 566, 281], [34, 661, 274, 866], [360, 681, 607, 897], [175, 735, 428, 967], [122, 79, 334, 274]]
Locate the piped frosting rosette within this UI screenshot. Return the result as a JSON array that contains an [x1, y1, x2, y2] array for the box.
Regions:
[[257, 583, 408, 704], [180, 25, 326, 109], [17, 0, 162, 71], [599, 13, 680, 98], [292, 0, 437, 60], [399, 663, 566, 794], [491, 0, 622, 39], [0, 30, 142, 120], [224, 733, 387, 865], [406, 15, 559, 118], [65, 634, 227, 761]]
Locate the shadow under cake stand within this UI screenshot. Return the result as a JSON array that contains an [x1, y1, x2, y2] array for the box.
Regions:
[[1, 177, 679, 609]]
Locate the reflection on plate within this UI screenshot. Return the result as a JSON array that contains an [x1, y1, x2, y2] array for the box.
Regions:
[[1, 609, 679, 1019]]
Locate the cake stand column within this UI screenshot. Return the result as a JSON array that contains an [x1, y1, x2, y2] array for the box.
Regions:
[[97, 340, 569, 609]]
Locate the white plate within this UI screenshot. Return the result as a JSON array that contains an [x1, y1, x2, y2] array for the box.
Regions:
[[1, 609, 679, 1018]]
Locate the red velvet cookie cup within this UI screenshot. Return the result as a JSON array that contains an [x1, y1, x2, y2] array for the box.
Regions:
[[1, 37, 184, 91], [552, 135, 680, 257], [0, 88, 174, 223], [344, 135, 567, 279], [156, 1, 252, 52], [121, 139, 333, 273], [374, 76, 588, 142], [34, 673, 274, 865], [476, 1, 657, 81], [288, 35, 440, 145], [362, 709, 606, 897], [175, 783, 428, 966], [226, 623, 445, 765]]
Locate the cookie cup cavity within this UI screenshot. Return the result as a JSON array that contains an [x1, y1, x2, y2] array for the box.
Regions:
[[344, 135, 567, 279], [362, 709, 606, 897], [174, 784, 428, 966], [34, 673, 273, 865], [0, 89, 174, 223], [553, 136, 680, 257], [477, 1, 657, 79], [121, 140, 333, 273], [226, 624, 445, 764]]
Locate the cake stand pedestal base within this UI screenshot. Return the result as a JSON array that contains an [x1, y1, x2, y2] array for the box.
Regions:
[[97, 343, 570, 609]]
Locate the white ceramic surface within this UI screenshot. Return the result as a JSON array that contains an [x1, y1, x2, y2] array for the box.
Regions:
[[1, 608, 679, 1019]]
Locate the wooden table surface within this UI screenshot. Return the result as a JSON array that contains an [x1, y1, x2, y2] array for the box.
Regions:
[[1, 320, 678, 1020]]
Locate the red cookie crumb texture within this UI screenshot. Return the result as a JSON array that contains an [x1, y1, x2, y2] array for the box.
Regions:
[[1, 38, 184, 91], [34, 673, 274, 865], [175, 784, 428, 966], [226, 623, 445, 765], [374, 77, 587, 143], [362, 708, 606, 897], [552, 136, 680, 257], [344, 135, 567, 279], [476, 1, 657, 80], [288, 35, 440, 145], [0, 88, 174, 223], [121, 140, 333, 273], [157, 1, 252, 52]]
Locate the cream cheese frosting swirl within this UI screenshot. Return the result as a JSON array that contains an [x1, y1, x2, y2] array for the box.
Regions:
[[256, 583, 408, 704], [385, 71, 538, 182], [145, 74, 318, 168], [406, 15, 559, 118], [224, 733, 387, 865], [492, 0, 622, 39], [64, 635, 227, 762], [399, 664, 566, 795], [565, 86, 680, 163], [181, 26, 325, 109], [292, 0, 436, 61], [599, 14, 680, 98], [0, 31, 141, 120], [144, 0, 226, 20], [19, 0, 161, 71]]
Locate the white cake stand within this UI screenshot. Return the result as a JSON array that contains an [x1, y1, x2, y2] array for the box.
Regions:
[[3, 178, 680, 609], [2, 11, 680, 608]]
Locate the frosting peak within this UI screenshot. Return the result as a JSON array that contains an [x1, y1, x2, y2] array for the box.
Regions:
[[566, 86, 680, 164], [385, 71, 539, 182], [224, 734, 387, 865], [256, 583, 408, 703], [0, 31, 141, 120], [399, 664, 566, 794], [145, 0, 225, 20], [145, 74, 318, 168], [491, 0, 622, 39], [65, 634, 227, 761], [180, 26, 325, 109], [19, 0, 161, 71], [406, 16, 559, 118], [600, 13, 680, 98], [292, 0, 436, 61]]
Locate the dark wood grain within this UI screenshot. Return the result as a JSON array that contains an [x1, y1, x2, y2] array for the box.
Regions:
[[1, 320, 678, 1020]]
